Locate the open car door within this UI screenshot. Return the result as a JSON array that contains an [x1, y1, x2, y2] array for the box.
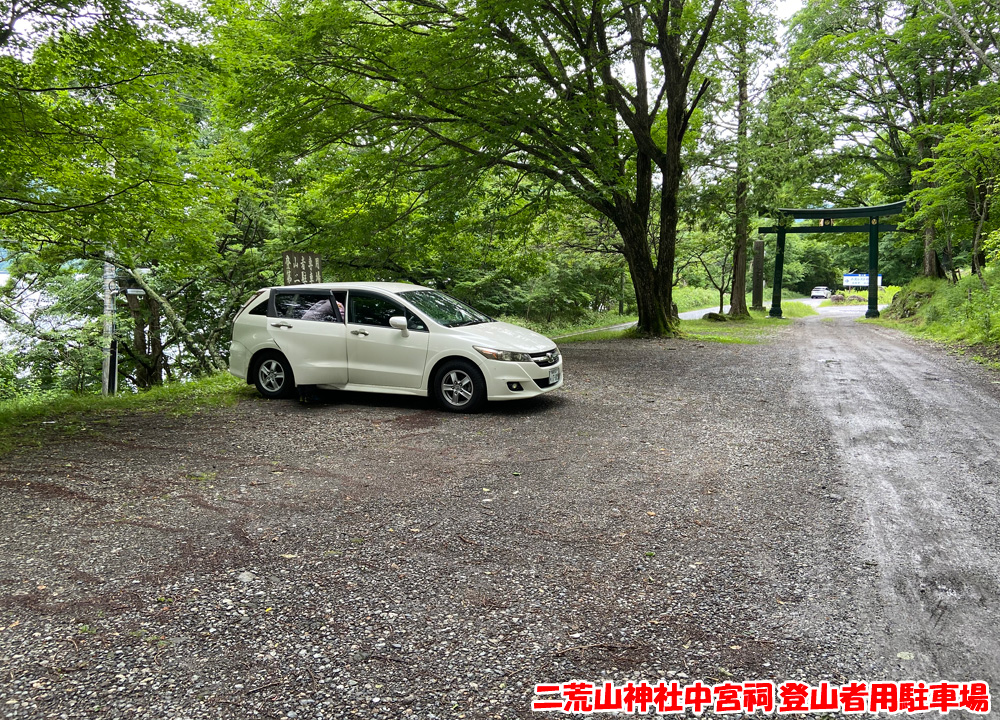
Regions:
[[266, 288, 349, 385]]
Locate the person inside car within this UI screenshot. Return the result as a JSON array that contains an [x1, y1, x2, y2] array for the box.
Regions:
[[301, 298, 338, 322]]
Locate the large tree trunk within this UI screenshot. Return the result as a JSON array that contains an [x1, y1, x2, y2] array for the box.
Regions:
[[631, 258, 673, 335], [916, 137, 941, 277], [127, 269, 222, 374], [729, 35, 750, 318], [656, 151, 682, 336], [923, 223, 941, 278], [618, 210, 673, 336], [972, 209, 989, 292], [148, 297, 164, 385], [648, 0, 722, 335], [124, 292, 153, 389], [942, 226, 959, 284]]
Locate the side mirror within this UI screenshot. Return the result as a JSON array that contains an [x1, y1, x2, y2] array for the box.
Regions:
[[389, 315, 409, 337]]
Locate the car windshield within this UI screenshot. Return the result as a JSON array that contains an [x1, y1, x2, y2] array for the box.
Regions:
[[399, 290, 492, 328]]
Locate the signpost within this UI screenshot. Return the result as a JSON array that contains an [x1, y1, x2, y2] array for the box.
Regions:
[[283, 252, 323, 285], [843, 274, 882, 288]]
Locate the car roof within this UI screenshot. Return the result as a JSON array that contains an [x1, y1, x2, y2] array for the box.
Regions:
[[265, 281, 432, 294]]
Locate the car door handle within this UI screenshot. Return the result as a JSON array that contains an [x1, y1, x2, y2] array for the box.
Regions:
[[351, 329, 369, 336], [270, 321, 293, 329]]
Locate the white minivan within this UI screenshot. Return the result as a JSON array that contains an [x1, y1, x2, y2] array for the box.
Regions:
[[228, 282, 563, 412]]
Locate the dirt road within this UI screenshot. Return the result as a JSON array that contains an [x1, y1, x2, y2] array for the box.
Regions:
[[0, 309, 997, 718], [796, 306, 1000, 684]]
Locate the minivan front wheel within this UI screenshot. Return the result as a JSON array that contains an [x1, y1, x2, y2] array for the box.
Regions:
[[253, 352, 295, 399], [433, 359, 486, 413]]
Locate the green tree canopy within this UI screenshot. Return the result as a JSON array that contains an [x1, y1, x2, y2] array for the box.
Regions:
[[214, 0, 725, 335]]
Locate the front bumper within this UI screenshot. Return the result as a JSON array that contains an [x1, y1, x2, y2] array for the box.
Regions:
[[483, 358, 564, 400]]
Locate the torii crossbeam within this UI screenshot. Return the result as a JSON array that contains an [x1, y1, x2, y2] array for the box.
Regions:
[[759, 200, 906, 319]]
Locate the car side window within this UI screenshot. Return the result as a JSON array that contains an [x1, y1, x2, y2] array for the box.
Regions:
[[248, 300, 268, 316], [406, 310, 427, 332], [348, 292, 427, 332], [274, 292, 339, 322]]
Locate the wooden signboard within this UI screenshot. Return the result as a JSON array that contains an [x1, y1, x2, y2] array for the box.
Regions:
[[283, 252, 323, 285]]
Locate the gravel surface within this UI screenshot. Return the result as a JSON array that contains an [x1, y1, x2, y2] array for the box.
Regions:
[[0, 309, 995, 718]]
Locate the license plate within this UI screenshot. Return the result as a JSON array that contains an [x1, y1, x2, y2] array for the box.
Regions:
[[549, 367, 561, 384]]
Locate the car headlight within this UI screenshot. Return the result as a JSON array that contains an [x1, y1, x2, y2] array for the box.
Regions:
[[474, 346, 533, 362]]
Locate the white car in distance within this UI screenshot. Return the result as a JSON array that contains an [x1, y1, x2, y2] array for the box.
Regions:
[[228, 282, 563, 412]]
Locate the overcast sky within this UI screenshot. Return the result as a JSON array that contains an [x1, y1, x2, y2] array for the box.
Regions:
[[776, 0, 803, 21]]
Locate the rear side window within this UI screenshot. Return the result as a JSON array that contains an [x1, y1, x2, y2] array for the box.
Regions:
[[248, 300, 268, 316], [274, 292, 340, 322], [237, 290, 268, 318]]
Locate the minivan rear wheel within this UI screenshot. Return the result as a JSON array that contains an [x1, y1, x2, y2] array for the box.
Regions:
[[253, 351, 295, 399]]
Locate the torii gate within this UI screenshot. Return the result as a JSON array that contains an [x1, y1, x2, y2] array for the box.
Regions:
[[758, 200, 905, 319]]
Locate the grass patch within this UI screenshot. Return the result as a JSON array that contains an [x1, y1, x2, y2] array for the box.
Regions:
[[681, 307, 806, 344], [560, 321, 773, 345], [557, 328, 634, 344], [681, 322, 773, 344], [673, 286, 723, 313], [874, 269, 1000, 370], [676, 289, 808, 315], [0, 372, 252, 456], [497, 310, 638, 338], [972, 355, 1000, 370], [558, 301, 817, 344], [880, 269, 1000, 345], [777, 301, 820, 318], [523, 288, 812, 339]]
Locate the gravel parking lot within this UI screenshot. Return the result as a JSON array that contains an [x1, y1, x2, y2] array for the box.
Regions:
[[1, 312, 997, 718]]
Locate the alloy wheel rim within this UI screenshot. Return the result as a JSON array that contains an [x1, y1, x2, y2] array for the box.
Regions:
[[442, 370, 473, 406], [260, 360, 285, 393]]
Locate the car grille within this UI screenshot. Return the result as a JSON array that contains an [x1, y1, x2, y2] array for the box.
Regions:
[[533, 377, 557, 388], [531, 349, 560, 368]]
